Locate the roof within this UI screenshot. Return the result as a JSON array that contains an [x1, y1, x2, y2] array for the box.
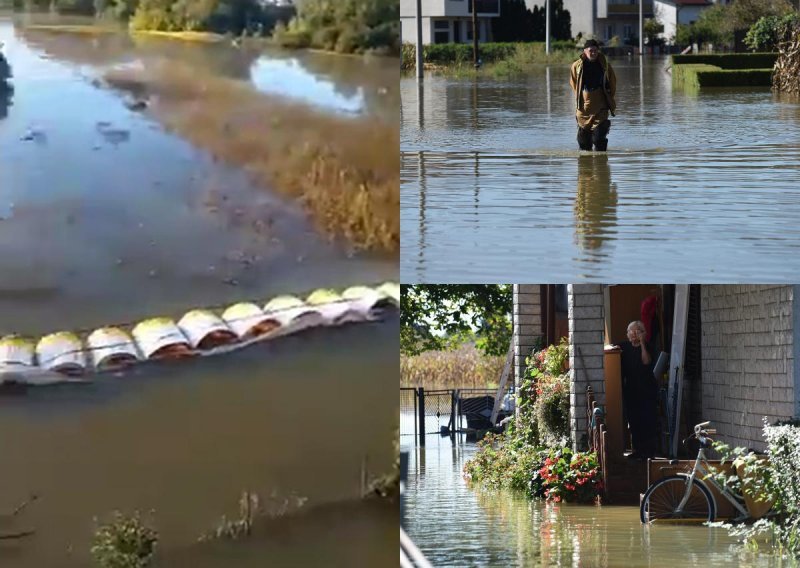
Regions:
[[656, 0, 711, 5]]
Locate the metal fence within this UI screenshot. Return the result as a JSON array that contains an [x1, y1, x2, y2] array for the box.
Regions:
[[400, 387, 502, 445]]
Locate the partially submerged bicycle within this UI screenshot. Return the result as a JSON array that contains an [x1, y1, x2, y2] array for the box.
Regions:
[[640, 421, 758, 524]]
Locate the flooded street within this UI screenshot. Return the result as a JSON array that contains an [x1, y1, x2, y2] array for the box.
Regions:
[[0, 15, 397, 566], [400, 60, 800, 282], [402, 432, 785, 567]]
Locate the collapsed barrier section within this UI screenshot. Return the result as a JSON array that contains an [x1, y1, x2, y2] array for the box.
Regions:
[[0, 282, 399, 385]]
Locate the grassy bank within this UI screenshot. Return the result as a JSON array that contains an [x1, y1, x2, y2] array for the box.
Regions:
[[105, 61, 398, 252], [400, 344, 505, 389]]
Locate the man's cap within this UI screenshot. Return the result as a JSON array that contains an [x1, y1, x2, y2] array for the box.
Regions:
[[583, 39, 600, 49]]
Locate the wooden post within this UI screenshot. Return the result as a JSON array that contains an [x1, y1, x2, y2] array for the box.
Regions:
[[417, 387, 426, 446]]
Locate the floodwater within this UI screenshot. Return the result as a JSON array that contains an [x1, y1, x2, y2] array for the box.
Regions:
[[402, 433, 787, 567], [0, 17, 397, 334], [0, 15, 397, 566], [400, 59, 800, 282]]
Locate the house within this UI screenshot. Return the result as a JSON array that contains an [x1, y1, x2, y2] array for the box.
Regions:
[[525, 0, 655, 45], [399, 0, 500, 45], [653, 0, 712, 44], [513, 284, 798, 455]]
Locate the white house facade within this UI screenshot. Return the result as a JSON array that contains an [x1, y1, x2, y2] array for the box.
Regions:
[[400, 0, 500, 44]]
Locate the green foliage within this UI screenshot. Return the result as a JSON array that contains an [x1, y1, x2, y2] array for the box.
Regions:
[[536, 447, 603, 503], [644, 17, 664, 47], [271, 0, 399, 54], [710, 420, 800, 557], [523, 339, 571, 447], [401, 41, 576, 70], [728, 0, 794, 32], [674, 4, 733, 47], [463, 431, 551, 496], [671, 53, 779, 68], [400, 285, 512, 357], [91, 512, 158, 568], [745, 13, 800, 52]]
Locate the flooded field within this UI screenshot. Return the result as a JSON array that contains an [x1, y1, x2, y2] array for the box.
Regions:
[[400, 60, 800, 282], [0, 14, 397, 566], [402, 432, 785, 567]]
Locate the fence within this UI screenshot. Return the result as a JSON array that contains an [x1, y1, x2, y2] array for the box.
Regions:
[[400, 387, 504, 445]]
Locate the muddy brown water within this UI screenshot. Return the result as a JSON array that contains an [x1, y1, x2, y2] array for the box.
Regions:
[[402, 432, 786, 567], [0, 15, 397, 566], [401, 61, 800, 282]]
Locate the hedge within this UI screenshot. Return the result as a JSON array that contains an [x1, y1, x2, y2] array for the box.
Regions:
[[670, 52, 778, 69], [401, 40, 577, 68], [673, 62, 773, 88]]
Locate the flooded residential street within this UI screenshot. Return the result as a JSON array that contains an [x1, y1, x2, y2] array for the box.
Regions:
[[0, 15, 396, 566], [402, 432, 785, 567], [400, 59, 800, 282]]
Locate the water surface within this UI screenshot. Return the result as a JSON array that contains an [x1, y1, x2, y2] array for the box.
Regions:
[[401, 60, 800, 282], [402, 433, 785, 567]]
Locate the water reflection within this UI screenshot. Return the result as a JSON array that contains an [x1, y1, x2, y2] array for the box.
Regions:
[[10, 18, 397, 118], [574, 154, 617, 257], [400, 60, 800, 282]]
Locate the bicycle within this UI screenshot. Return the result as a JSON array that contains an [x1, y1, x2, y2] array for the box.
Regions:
[[640, 421, 753, 524]]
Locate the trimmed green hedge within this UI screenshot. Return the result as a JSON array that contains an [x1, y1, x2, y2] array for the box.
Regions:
[[671, 52, 778, 69], [401, 40, 576, 68], [695, 68, 773, 87], [673, 63, 773, 88]]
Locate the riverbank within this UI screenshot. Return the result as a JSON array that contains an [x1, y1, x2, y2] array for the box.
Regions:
[[103, 60, 398, 251]]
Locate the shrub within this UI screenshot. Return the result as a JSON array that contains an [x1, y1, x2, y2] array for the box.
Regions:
[[710, 420, 800, 557], [745, 13, 800, 51], [463, 430, 550, 497], [91, 512, 158, 568], [537, 446, 603, 503], [533, 372, 571, 447]]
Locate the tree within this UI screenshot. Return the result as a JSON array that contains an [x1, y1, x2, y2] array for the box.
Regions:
[[401, 285, 512, 357], [492, 0, 536, 42], [643, 17, 664, 46], [674, 4, 733, 48], [729, 0, 794, 32], [744, 12, 800, 51], [530, 0, 571, 41]]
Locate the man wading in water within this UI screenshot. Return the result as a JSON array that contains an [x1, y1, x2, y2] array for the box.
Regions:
[[569, 39, 617, 152]]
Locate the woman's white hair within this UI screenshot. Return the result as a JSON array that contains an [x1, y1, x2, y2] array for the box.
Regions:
[[627, 320, 645, 332]]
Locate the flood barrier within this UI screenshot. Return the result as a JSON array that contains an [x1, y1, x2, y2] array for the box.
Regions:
[[0, 282, 399, 386]]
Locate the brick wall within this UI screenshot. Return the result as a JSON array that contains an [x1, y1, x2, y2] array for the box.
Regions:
[[568, 284, 606, 451], [513, 285, 543, 392], [701, 285, 796, 451]]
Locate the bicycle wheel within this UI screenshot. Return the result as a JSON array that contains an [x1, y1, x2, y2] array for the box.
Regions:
[[640, 475, 716, 524]]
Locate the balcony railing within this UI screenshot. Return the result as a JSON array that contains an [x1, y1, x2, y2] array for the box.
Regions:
[[467, 0, 500, 15], [607, 1, 653, 15]]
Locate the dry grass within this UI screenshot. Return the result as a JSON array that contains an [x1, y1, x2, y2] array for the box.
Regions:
[[22, 24, 121, 35], [400, 344, 506, 389], [130, 30, 227, 43], [105, 60, 399, 251]]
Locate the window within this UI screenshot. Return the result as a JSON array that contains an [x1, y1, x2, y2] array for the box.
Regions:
[[606, 24, 614, 40], [434, 20, 450, 30], [624, 24, 633, 39], [434, 31, 450, 44], [453, 20, 461, 43]]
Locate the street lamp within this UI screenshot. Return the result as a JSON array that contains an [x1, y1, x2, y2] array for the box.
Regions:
[[545, 0, 551, 55], [639, 0, 644, 55], [416, 0, 423, 79]]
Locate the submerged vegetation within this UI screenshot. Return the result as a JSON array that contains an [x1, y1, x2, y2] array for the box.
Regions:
[[91, 511, 158, 568], [401, 41, 577, 77], [104, 61, 399, 251]]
